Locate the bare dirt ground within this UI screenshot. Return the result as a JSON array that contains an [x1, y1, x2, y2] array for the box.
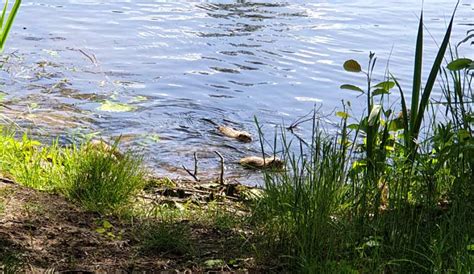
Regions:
[[0, 181, 256, 272]]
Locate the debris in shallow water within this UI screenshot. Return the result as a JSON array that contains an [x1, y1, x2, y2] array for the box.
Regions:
[[239, 156, 283, 169], [218, 126, 252, 143], [129, 95, 148, 103], [98, 100, 137, 112]]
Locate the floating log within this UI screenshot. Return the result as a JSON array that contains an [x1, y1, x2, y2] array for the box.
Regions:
[[239, 156, 284, 169], [218, 126, 252, 143]]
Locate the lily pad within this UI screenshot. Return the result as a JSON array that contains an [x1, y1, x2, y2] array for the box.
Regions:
[[42, 49, 60, 57], [145, 133, 160, 143], [98, 100, 137, 112], [130, 95, 148, 103]]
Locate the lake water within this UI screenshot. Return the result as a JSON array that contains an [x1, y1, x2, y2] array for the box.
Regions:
[[2, 0, 473, 184]]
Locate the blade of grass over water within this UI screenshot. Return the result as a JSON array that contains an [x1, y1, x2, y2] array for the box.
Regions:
[[410, 10, 423, 135], [0, 0, 8, 30], [0, 0, 21, 51], [411, 1, 459, 156]]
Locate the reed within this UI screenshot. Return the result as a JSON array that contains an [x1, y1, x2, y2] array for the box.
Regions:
[[0, 0, 21, 51]]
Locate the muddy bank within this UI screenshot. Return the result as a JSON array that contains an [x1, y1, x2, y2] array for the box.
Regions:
[[0, 179, 260, 272]]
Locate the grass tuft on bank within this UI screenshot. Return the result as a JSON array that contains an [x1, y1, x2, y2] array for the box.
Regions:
[[0, 131, 145, 214]]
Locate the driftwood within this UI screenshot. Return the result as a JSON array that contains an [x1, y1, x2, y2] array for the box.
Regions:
[[218, 126, 252, 143], [239, 156, 284, 169]]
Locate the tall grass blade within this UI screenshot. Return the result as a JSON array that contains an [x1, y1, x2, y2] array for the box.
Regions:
[[0, 0, 8, 30], [392, 74, 409, 144], [412, 2, 459, 146], [0, 0, 21, 51], [410, 10, 424, 133]]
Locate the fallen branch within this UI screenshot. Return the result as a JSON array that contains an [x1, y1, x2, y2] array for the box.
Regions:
[[0, 177, 17, 185]]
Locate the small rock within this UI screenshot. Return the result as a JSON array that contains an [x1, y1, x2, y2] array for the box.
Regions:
[[218, 126, 252, 143], [239, 156, 284, 169]]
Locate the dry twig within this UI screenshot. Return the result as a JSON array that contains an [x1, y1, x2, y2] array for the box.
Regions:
[[215, 151, 225, 185], [182, 152, 200, 182]]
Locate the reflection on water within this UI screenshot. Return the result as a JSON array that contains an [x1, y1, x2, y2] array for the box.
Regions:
[[1, 0, 472, 184]]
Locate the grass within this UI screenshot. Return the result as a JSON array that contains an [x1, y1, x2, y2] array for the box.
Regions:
[[250, 118, 349, 271], [135, 220, 194, 256], [62, 143, 145, 213], [0, 0, 21, 52], [0, 130, 146, 214], [0, 236, 23, 274]]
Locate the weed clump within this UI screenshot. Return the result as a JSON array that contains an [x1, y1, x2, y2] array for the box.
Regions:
[[0, 132, 146, 214], [62, 144, 145, 214], [135, 220, 194, 256]]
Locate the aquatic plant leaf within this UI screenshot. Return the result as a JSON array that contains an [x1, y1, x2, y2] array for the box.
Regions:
[[368, 104, 382, 126], [447, 58, 472, 71], [343, 59, 362, 73], [347, 124, 359, 130], [340, 84, 364, 92], [98, 100, 137, 112], [42, 49, 59, 57], [336, 111, 349, 119], [374, 81, 395, 90], [372, 88, 390, 96], [410, 10, 424, 131], [145, 133, 160, 143], [129, 95, 147, 103]]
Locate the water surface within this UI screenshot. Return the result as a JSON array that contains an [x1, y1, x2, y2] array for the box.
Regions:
[[2, 0, 473, 184]]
